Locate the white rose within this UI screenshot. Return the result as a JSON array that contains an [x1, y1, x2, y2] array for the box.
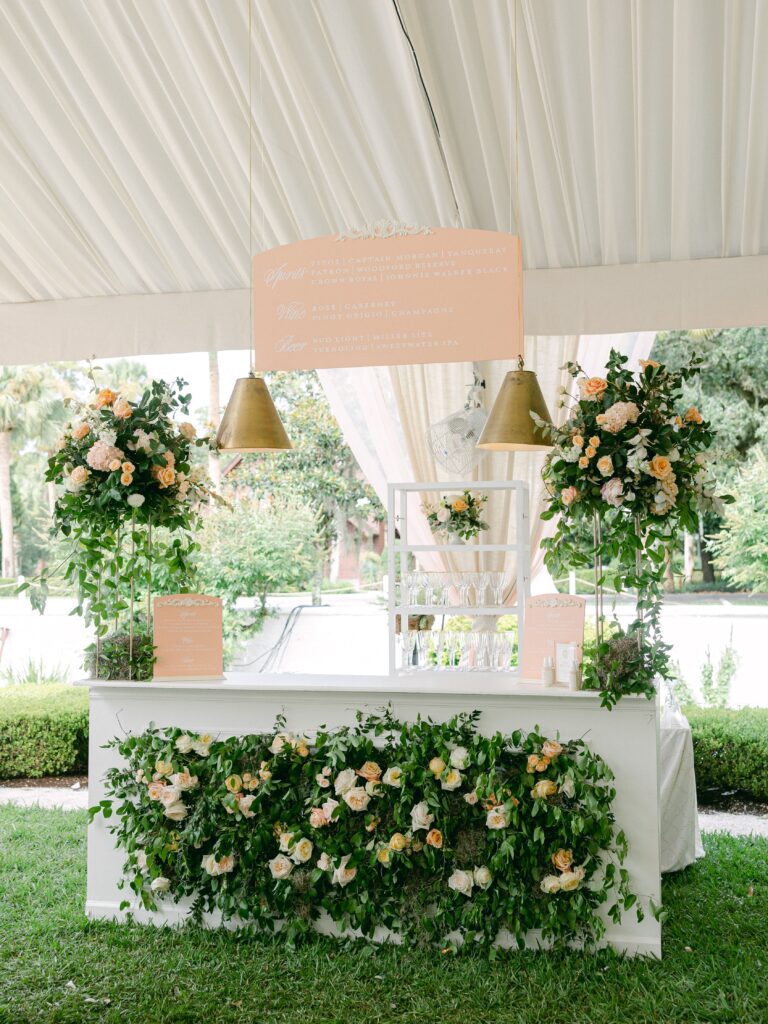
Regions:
[[473, 865, 493, 890], [540, 874, 562, 894], [559, 868, 585, 892], [560, 776, 576, 799], [441, 769, 463, 792], [163, 800, 187, 822], [175, 734, 194, 754], [485, 807, 509, 830], [436, 507, 451, 524], [410, 801, 434, 832], [317, 852, 332, 871], [291, 837, 314, 864], [127, 493, 145, 508], [191, 734, 212, 757], [382, 766, 402, 787], [448, 869, 474, 898], [449, 747, 469, 770], [150, 876, 170, 894], [364, 780, 382, 797], [332, 854, 357, 888], [321, 798, 340, 823], [343, 787, 371, 812], [463, 791, 479, 806], [334, 768, 357, 795], [278, 831, 295, 853], [269, 854, 294, 880], [238, 794, 256, 818], [269, 731, 294, 755]]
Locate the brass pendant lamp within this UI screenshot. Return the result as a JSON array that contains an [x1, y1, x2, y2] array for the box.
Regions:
[[475, 0, 552, 454], [216, 0, 292, 454], [476, 356, 553, 452]]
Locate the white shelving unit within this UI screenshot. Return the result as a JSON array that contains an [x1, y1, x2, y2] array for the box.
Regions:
[[386, 480, 531, 676]]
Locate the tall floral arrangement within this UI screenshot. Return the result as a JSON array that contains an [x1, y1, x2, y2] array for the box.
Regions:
[[94, 710, 641, 950], [25, 378, 214, 678], [536, 351, 730, 707]]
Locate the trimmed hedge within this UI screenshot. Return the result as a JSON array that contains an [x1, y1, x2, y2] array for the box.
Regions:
[[0, 684, 88, 780], [685, 706, 768, 803]]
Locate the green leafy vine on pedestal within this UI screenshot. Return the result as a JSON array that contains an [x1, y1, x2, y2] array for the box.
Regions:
[[92, 710, 642, 951]]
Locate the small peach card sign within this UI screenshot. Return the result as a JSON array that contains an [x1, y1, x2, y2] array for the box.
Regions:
[[153, 594, 224, 681], [521, 594, 587, 683]]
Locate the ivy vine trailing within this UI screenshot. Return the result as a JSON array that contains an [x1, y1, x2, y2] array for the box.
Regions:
[[536, 351, 731, 709], [93, 710, 642, 951]]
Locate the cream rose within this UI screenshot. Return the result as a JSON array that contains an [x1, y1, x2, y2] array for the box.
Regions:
[[542, 740, 563, 759], [463, 791, 479, 806], [560, 776, 576, 799], [485, 806, 510, 830], [158, 785, 182, 807], [113, 398, 133, 419], [388, 832, 409, 852], [449, 747, 469, 769], [150, 876, 170, 894], [291, 837, 314, 864], [170, 769, 198, 791], [175, 734, 194, 754], [269, 731, 294, 755], [309, 807, 328, 828], [531, 779, 557, 800], [179, 421, 197, 439], [597, 455, 613, 477], [278, 831, 295, 853], [343, 787, 371, 812], [410, 801, 434, 832], [320, 798, 339, 825], [225, 774, 243, 794], [559, 868, 585, 891], [428, 757, 446, 776], [448, 869, 474, 898], [561, 486, 579, 507], [540, 874, 562, 894], [191, 734, 212, 757], [238, 794, 256, 818], [334, 768, 357, 795], [364, 780, 382, 797], [473, 865, 492, 890], [440, 769, 463, 792], [376, 846, 392, 866], [147, 781, 166, 801], [382, 766, 402, 787], [317, 852, 332, 871], [269, 854, 294, 880], [601, 477, 625, 508], [163, 801, 187, 822]]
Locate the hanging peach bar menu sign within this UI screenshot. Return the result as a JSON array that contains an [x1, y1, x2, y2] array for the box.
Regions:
[[252, 226, 523, 370]]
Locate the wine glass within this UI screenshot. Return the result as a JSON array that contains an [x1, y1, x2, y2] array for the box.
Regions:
[[489, 571, 507, 606], [475, 571, 491, 608], [401, 630, 418, 671]]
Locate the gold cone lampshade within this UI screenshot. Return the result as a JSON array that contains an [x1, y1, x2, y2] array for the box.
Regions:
[[215, 374, 293, 452], [476, 357, 553, 452]]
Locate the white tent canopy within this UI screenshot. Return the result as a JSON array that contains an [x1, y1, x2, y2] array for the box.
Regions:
[[1, 0, 767, 365]]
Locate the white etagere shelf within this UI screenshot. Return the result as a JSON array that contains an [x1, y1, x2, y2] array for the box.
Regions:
[[386, 480, 531, 676]]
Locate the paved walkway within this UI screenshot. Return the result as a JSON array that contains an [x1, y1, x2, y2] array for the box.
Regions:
[[2, 786, 768, 840]]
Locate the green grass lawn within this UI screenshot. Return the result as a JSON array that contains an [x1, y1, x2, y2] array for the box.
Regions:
[[0, 806, 766, 1024]]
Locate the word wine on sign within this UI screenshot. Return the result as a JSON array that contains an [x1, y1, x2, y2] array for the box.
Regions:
[[251, 226, 523, 370]]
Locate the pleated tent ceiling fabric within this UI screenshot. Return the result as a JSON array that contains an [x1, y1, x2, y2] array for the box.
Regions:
[[0, 0, 767, 362]]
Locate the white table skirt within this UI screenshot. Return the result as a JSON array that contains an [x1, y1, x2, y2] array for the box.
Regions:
[[660, 705, 704, 874]]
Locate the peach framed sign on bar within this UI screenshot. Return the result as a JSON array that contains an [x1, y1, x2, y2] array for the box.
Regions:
[[251, 225, 523, 370], [153, 594, 224, 681], [520, 595, 587, 683]]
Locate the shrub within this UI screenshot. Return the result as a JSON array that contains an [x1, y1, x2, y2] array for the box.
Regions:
[[685, 706, 768, 802], [0, 684, 88, 779]]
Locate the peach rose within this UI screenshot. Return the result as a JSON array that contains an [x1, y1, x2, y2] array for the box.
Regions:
[[579, 377, 608, 400], [343, 787, 371, 812], [589, 436, 600, 448], [429, 757, 446, 776], [685, 406, 703, 424], [356, 761, 382, 782], [597, 455, 614, 477], [113, 398, 133, 419], [147, 781, 166, 801], [69, 466, 90, 488], [72, 422, 90, 440], [572, 435, 584, 448], [542, 740, 563, 759], [649, 454, 672, 479], [452, 498, 468, 513], [596, 413, 607, 425], [108, 459, 122, 472], [155, 466, 176, 488], [561, 486, 579, 507], [585, 445, 597, 458], [121, 461, 135, 473], [225, 774, 243, 793], [552, 848, 573, 872], [309, 807, 329, 828], [120, 473, 133, 486], [426, 829, 443, 849], [179, 422, 197, 440], [389, 832, 409, 852], [578, 457, 589, 469], [640, 359, 660, 370], [94, 388, 117, 409]]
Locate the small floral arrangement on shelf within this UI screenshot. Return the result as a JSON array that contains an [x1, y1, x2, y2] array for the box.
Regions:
[[92, 709, 644, 951], [422, 489, 489, 541], [536, 351, 731, 709]]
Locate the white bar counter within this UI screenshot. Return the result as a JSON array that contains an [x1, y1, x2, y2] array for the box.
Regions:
[[78, 673, 662, 956]]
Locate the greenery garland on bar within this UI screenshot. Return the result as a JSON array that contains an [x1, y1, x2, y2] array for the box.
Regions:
[[93, 710, 642, 950], [535, 352, 731, 709]]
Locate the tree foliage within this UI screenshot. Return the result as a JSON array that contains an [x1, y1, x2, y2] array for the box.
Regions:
[[710, 451, 768, 592]]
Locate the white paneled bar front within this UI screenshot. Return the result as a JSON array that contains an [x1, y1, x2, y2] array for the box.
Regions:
[[79, 675, 661, 956]]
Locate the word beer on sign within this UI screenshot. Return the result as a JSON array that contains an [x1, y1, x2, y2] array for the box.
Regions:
[[153, 594, 224, 681], [252, 226, 523, 370]]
